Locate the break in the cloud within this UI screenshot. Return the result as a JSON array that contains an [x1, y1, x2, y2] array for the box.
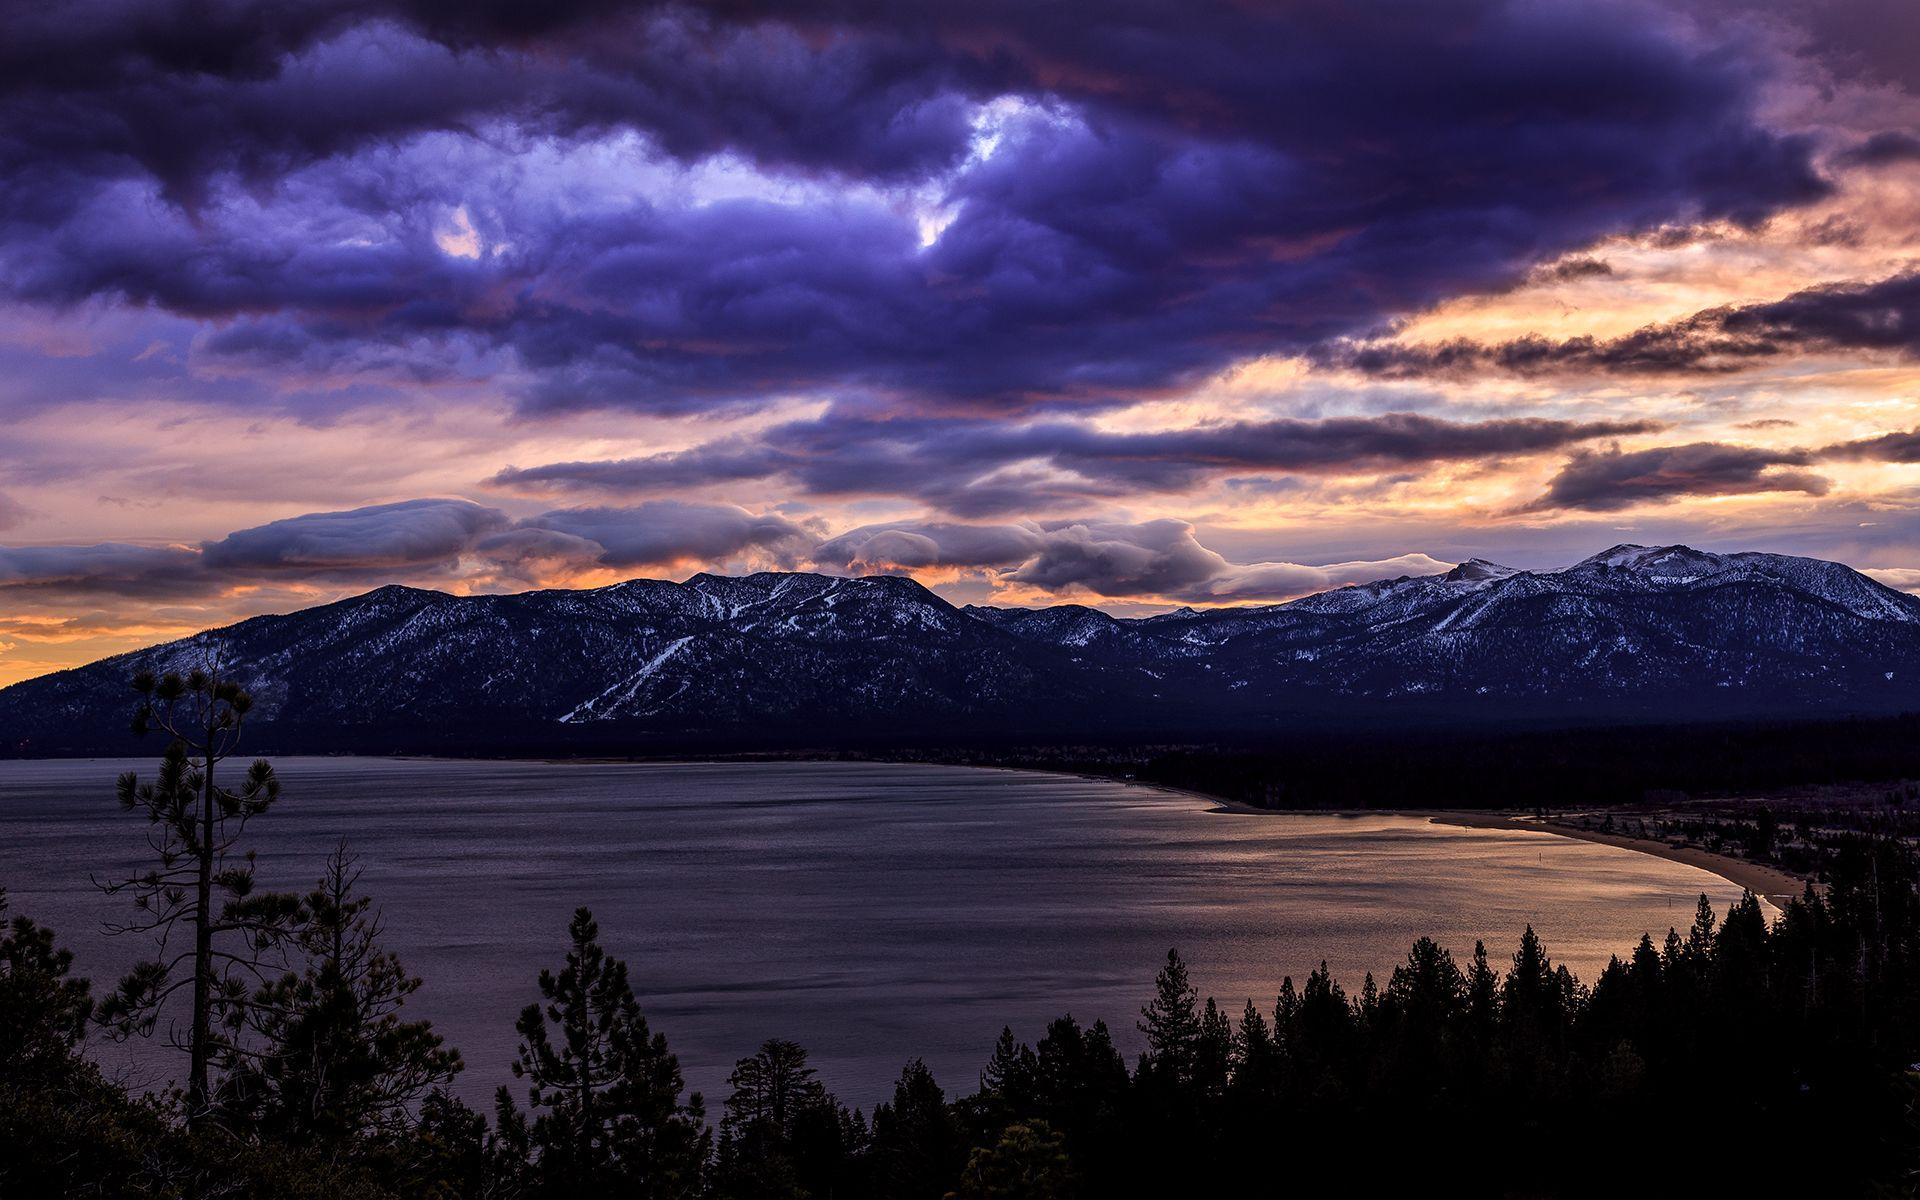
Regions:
[[493, 411, 1663, 517]]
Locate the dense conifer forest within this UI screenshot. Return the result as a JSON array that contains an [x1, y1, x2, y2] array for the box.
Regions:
[[5, 673, 1920, 1196]]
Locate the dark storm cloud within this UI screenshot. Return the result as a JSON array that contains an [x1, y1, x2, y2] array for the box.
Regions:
[[0, 0, 1832, 415], [1835, 132, 1920, 168], [493, 411, 1662, 516], [1328, 272, 1920, 379], [1522, 443, 1831, 513]]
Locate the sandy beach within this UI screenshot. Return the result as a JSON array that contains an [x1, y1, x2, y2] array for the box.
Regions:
[[1426, 810, 1811, 906], [1168, 781, 1813, 906]]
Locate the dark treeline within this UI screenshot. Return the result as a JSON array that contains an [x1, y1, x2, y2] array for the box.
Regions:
[[22, 698, 1920, 818], [10, 857, 1920, 1197], [6, 670, 1920, 1196], [940, 711, 1920, 809]]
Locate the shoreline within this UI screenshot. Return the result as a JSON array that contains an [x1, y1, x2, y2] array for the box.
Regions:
[[1424, 809, 1809, 906], [1139, 777, 1813, 906]]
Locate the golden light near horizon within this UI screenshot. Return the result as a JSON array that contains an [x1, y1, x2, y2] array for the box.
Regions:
[[3, 0, 1920, 685]]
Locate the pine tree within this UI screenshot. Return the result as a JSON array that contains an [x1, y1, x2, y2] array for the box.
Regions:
[[723, 1039, 826, 1145], [1272, 977, 1302, 1064], [1502, 926, 1559, 1032], [1230, 999, 1280, 1111], [397, 1089, 496, 1198], [1233, 999, 1274, 1078], [97, 663, 300, 1127], [1195, 996, 1233, 1101], [1299, 963, 1350, 1046], [869, 1059, 960, 1200], [713, 1039, 854, 1200], [0, 888, 94, 1077], [978, 1025, 1038, 1126], [1683, 894, 1718, 965], [1356, 972, 1381, 1030], [1027, 1015, 1128, 1191], [0, 895, 172, 1200], [1138, 948, 1201, 1085], [505, 907, 708, 1199], [1387, 937, 1466, 1031], [220, 845, 461, 1151], [1461, 939, 1500, 1090]]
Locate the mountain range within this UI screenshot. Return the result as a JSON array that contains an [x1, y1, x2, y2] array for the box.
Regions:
[[5, 543, 1920, 755]]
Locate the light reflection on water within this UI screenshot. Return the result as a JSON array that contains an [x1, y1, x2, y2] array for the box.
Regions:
[[0, 758, 1749, 1108]]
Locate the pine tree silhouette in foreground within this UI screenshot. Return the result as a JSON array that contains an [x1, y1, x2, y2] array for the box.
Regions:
[[96, 661, 300, 1129], [10, 750, 1920, 1197], [220, 844, 462, 1152], [713, 1039, 864, 1200], [502, 906, 708, 1200]]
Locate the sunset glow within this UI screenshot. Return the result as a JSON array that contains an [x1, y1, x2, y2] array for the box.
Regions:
[[4, 1, 1920, 685]]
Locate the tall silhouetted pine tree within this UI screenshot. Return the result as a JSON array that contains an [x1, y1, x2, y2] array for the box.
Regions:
[[714, 1038, 862, 1200], [503, 907, 707, 1199], [98, 662, 299, 1128], [868, 1059, 959, 1200], [1138, 948, 1201, 1086]]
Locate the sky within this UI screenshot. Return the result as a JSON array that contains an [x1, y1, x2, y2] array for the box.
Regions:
[[3, 0, 1920, 685]]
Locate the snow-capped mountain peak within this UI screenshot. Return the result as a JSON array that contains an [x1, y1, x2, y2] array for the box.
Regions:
[[1565, 543, 1729, 581], [4, 544, 1919, 754], [1442, 558, 1521, 585]]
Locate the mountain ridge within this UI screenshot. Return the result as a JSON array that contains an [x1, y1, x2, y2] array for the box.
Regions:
[[5, 544, 1920, 755]]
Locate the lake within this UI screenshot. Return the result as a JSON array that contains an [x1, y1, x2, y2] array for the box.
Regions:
[[0, 757, 1748, 1108]]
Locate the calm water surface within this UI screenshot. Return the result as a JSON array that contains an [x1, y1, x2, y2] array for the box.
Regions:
[[0, 758, 1747, 1107]]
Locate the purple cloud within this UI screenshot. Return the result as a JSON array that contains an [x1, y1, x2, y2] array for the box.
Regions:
[[816, 516, 1453, 601], [0, 1, 1831, 419], [0, 543, 205, 598], [0, 497, 817, 602], [1824, 427, 1920, 462], [201, 498, 510, 571], [494, 410, 1663, 516], [1329, 271, 1920, 378], [1522, 443, 1831, 512], [512, 502, 812, 568]]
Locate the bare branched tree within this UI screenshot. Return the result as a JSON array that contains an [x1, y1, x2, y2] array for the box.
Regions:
[[94, 654, 300, 1129]]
